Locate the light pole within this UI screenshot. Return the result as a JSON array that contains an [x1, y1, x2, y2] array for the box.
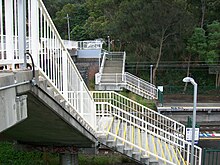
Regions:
[[150, 65, 153, 84], [107, 36, 110, 52], [182, 77, 197, 165], [65, 14, 71, 41]]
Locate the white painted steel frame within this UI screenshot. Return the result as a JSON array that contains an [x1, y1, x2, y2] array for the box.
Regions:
[[0, 0, 96, 130], [37, 0, 96, 130], [92, 91, 185, 140], [125, 72, 158, 99], [78, 40, 103, 50]]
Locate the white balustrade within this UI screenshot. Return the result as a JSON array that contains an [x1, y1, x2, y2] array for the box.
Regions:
[[96, 101, 202, 165], [92, 91, 185, 140], [0, 0, 96, 130]]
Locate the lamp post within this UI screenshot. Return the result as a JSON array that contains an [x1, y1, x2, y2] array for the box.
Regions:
[[182, 77, 197, 165], [150, 65, 153, 84], [107, 36, 110, 52], [65, 14, 71, 41]]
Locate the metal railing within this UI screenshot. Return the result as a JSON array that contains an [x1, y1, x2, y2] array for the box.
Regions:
[[96, 101, 202, 165], [0, 0, 96, 130], [78, 40, 103, 50], [95, 51, 157, 98], [95, 51, 107, 84], [62, 40, 78, 49], [92, 91, 185, 139], [124, 72, 158, 99]]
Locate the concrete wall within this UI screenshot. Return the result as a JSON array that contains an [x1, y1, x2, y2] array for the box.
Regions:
[[77, 49, 101, 58], [75, 59, 99, 86]]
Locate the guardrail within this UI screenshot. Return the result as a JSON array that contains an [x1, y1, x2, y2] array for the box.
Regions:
[[124, 72, 158, 99], [78, 40, 103, 50], [95, 52, 158, 98], [0, 0, 96, 130], [63, 40, 78, 49], [92, 91, 185, 138], [95, 51, 107, 84], [96, 101, 202, 165]]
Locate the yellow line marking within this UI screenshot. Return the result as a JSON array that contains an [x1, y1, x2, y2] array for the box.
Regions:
[[138, 129, 141, 152], [165, 143, 173, 162], [177, 148, 186, 165], [107, 118, 114, 133], [122, 124, 127, 145], [131, 126, 134, 149], [145, 133, 150, 157], [171, 146, 180, 165], [158, 139, 166, 164], [151, 136, 158, 161], [114, 120, 121, 141]]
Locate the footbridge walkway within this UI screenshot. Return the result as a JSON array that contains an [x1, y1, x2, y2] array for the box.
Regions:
[[0, 0, 201, 164]]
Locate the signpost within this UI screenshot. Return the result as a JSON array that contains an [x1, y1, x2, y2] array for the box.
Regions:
[[186, 128, 200, 144]]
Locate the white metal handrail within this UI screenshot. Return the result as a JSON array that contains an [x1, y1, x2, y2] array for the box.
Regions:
[[99, 52, 107, 74], [38, 0, 96, 130], [125, 72, 158, 99], [95, 51, 107, 84], [92, 91, 185, 138], [0, 0, 96, 130], [96, 102, 202, 165], [78, 40, 103, 50], [63, 40, 78, 49]]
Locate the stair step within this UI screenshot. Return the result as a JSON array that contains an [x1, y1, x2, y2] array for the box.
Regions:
[[116, 144, 124, 153], [140, 156, 150, 164], [149, 161, 159, 165]]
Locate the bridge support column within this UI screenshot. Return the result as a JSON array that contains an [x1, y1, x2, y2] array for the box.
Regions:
[[59, 152, 78, 165]]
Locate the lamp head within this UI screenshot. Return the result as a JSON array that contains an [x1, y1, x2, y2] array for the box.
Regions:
[[183, 77, 197, 86], [183, 77, 191, 83]]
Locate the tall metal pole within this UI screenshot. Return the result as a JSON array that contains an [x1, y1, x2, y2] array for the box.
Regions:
[[191, 80, 197, 165], [66, 14, 70, 41], [107, 36, 110, 52], [183, 77, 197, 165], [150, 65, 153, 84]]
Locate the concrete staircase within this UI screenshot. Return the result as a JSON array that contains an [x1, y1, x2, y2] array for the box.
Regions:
[[102, 52, 123, 75], [95, 51, 158, 99], [94, 91, 202, 165], [96, 52, 125, 90], [96, 115, 186, 165]]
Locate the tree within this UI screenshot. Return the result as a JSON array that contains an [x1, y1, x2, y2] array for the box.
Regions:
[[186, 21, 220, 87], [53, 3, 89, 40], [206, 21, 220, 87], [103, 0, 194, 84]]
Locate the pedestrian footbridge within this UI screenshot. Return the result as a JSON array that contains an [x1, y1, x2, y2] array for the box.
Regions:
[[0, 0, 201, 164]]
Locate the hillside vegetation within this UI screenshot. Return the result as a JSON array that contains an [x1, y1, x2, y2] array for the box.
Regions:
[[44, 0, 220, 89]]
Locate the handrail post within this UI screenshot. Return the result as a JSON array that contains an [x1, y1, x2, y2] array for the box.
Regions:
[[62, 51, 68, 99], [30, 0, 39, 66], [18, 0, 26, 68], [80, 81, 83, 115], [5, 0, 14, 69]]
